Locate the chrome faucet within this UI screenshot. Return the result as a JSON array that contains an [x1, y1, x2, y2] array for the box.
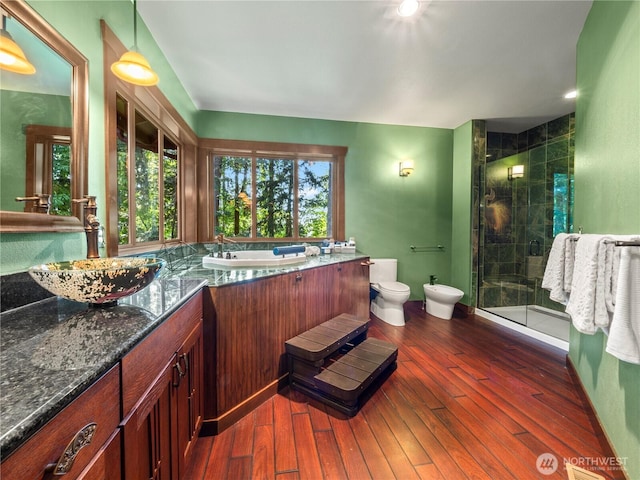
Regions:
[[429, 275, 438, 285], [215, 234, 225, 258], [15, 193, 51, 214], [72, 196, 100, 259], [214, 233, 237, 258]]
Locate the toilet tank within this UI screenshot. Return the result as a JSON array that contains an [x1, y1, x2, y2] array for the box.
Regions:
[[369, 258, 397, 283]]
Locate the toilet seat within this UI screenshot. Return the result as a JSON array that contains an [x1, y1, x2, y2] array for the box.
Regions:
[[376, 281, 410, 294]]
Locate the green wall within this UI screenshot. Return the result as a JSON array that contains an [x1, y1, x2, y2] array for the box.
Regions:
[[198, 111, 454, 300], [0, 90, 71, 211], [570, 1, 640, 479], [451, 121, 473, 304], [0, 1, 199, 275]]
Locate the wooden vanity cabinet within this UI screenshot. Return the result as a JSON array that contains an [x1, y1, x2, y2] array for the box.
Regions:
[[1, 290, 204, 480], [204, 257, 370, 433], [0, 366, 120, 480], [121, 293, 204, 480]]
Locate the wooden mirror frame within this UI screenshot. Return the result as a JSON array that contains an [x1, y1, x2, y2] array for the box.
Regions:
[[0, 0, 87, 233]]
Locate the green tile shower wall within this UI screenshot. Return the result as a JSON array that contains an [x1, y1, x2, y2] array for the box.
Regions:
[[480, 113, 574, 310], [198, 111, 454, 300], [570, 2, 640, 479]]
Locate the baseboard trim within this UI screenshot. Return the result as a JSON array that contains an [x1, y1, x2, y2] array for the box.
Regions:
[[565, 356, 630, 480], [200, 375, 287, 436]]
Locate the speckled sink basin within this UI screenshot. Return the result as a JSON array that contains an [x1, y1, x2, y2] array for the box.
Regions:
[[28, 257, 165, 305]]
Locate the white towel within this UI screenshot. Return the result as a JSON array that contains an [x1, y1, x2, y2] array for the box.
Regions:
[[606, 246, 640, 364], [565, 235, 610, 334], [594, 239, 615, 328], [563, 235, 577, 293], [542, 233, 572, 304]]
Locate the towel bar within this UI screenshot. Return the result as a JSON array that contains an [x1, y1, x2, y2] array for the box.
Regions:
[[410, 244, 445, 252]]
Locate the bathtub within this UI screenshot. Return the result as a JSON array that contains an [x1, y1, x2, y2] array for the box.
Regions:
[[202, 249, 307, 268]]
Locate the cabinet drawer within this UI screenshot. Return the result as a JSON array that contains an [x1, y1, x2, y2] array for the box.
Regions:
[[0, 365, 120, 480], [122, 292, 203, 417]]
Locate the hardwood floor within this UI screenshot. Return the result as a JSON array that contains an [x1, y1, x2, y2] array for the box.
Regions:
[[185, 302, 626, 480]]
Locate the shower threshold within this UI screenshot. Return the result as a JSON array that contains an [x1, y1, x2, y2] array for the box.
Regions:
[[481, 305, 570, 347]]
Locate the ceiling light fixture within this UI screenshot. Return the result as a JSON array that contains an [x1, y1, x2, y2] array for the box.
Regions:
[[111, 0, 158, 86], [564, 90, 577, 99], [0, 12, 36, 74], [397, 0, 420, 17]]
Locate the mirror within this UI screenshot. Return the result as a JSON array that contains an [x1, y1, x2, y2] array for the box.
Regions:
[[0, 0, 87, 232]]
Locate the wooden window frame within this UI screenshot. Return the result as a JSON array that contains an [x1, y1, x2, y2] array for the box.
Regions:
[[198, 138, 346, 242], [102, 20, 198, 257]]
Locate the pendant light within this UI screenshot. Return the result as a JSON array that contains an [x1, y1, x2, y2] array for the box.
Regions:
[[0, 12, 36, 74], [111, 0, 158, 86]]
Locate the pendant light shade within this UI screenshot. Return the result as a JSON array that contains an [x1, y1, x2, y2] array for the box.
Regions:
[[110, 0, 158, 86], [111, 50, 158, 86], [0, 15, 35, 74]]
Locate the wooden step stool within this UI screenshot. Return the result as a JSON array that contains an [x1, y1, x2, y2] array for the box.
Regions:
[[285, 313, 398, 416]]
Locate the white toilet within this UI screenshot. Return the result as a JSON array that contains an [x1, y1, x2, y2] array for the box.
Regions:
[[370, 259, 411, 326], [423, 284, 464, 320]]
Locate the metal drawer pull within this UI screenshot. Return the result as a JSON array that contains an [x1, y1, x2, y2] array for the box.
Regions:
[[179, 353, 189, 374], [45, 422, 97, 475]]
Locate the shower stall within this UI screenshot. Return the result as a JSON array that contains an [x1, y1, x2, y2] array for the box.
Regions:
[[477, 114, 575, 342]]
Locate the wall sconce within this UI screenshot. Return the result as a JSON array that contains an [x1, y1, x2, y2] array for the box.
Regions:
[[399, 160, 414, 177], [508, 164, 524, 180]]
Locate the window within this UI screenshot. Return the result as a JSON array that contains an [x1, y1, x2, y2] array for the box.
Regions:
[[552, 172, 574, 235], [24, 125, 72, 215], [116, 94, 180, 247], [103, 20, 197, 257], [205, 140, 346, 241]]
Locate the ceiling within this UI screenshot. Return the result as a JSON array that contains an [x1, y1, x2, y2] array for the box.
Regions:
[[137, 0, 593, 134]]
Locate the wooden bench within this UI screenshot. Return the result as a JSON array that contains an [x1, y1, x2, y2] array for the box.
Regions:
[[285, 314, 398, 416]]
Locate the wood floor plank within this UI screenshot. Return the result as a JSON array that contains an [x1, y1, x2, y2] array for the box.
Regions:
[[181, 435, 212, 480], [190, 302, 625, 480], [252, 424, 276, 480], [328, 415, 372, 480], [360, 394, 421, 479], [255, 396, 275, 426], [203, 425, 235, 478], [232, 409, 256, 457], [274, 392, 298, 474], [368, 385, 432, 466], [229, 456, 254, 479], [348, 408, 397, 480], [308, 403, 332, 432], [415, 462, 445, 480], [380, 381, 470, 479], [315, 430, 348, 479], [431, 405, 518, 479], [292, 413, 323, 480]]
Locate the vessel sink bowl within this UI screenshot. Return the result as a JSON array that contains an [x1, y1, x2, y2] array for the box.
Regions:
[[29, 257, 165, 305]]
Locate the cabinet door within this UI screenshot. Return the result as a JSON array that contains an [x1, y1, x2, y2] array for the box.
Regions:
[[329, 259, 370, 319], [78, 429, 121, 480], [338, 259, 371, 318], [122, 357, 178, 480], [175, 321, 203, 477]]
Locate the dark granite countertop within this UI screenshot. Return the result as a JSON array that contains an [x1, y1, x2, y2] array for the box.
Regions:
[[164, 251, 370, 286], [0, 277, 206, 459]]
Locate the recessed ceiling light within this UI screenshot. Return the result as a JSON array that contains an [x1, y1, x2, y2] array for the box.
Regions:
[[564, 90, 577, 99], [397, 0, 419, 17]]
